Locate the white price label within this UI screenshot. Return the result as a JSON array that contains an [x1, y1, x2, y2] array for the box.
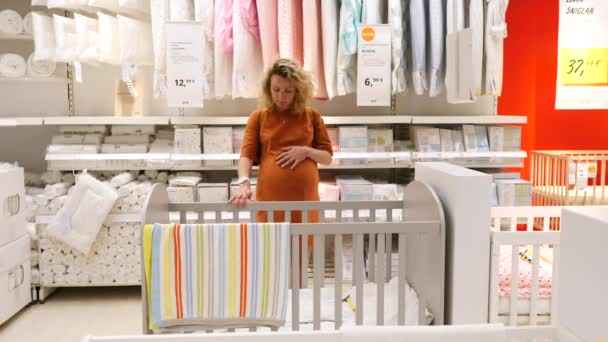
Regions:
[[166, 22, 204, 108], [357, 25, 391, 107], [576, 162, 589, 191]]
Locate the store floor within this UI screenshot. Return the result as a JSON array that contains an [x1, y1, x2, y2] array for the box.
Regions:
[[0, 287, 142, 342]]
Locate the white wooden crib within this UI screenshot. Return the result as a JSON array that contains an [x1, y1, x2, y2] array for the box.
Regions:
[[489, 206, 562, 326], [140, 180, 446, 334], [81, 325, 584, 342]]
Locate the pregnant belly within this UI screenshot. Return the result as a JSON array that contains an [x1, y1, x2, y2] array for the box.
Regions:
[[257, 158, 320, 201]]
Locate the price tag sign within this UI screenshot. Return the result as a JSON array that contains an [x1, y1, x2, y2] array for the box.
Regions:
[[166, 22, 204, 108], [357, 25, 391, 106], [560, 48, 608, 85]]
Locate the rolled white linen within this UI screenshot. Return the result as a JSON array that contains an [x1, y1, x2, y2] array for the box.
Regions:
[[0, 10, 23, 34], [25, 172, 44, 186], [32, 13, 56, 61], [0, 53, 27, 78], [133, 181, 151, 196], [50, 264, 66, 275], [41, 170, 63, 185], [144, 170, 158, 179], [156, 171, 168, 183], [33, 194, 50, 207], [111, 172, 136, 188], [123, 194, 137, 205], [118, 181, 138, 197], [27, 53, 56, 77], [23, 12, 33, 34], [62, 252, 76, 266], [44, 182, 70, 198], [137, 174, 149, 182], [47, 194, 68, 213], [62, 173, 76, 185]]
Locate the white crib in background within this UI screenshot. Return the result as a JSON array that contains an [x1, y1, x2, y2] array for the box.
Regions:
[[489, 206, 562, 326], [140, 180, 446, 334]]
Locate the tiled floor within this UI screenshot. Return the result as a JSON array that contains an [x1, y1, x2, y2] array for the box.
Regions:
[[0, 287, 142, 342]]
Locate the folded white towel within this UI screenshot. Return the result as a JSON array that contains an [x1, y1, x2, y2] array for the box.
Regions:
[[111, 125, 155, 136], [0, 53, 27, 78], [0, 10, 23, 34], [59, 125, 108, 134], [168, 175, 201, 187], [32, 13, 56, 61], [27, 53, 56, 77], [23, 13, 33, 34]]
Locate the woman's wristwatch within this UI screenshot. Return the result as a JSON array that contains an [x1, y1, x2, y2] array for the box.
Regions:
[[237, 176, 250, 185]]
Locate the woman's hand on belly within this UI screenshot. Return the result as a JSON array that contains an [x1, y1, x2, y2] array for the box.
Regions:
[[275, 146, 311, 170]]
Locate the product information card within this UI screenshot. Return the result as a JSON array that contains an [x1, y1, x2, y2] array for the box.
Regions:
[[556, 0, 608, 109], [357, 25, 391, 107], [166, 22, 204, 108]]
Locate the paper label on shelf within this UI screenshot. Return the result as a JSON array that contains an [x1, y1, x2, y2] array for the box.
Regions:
[[588, 162, 598, 177], [576, 162, 589, 191], [73, 62, 83, 83], [166, 22, 204, 108], [356, 25, 391, 107], [556, 1, 608, 109]]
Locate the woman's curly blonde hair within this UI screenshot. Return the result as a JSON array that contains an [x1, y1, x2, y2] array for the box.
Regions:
[[259, 58, 313, 114]]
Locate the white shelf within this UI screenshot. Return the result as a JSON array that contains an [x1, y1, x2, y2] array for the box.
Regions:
[[0, 117, 44, 126], [0, 115, 528, 127], [0, 33, 33, 41], [44, 116, 171, 125], [0, 76, 68, 84], [45, 151, 526, 171], [169, 115, 527, 126]]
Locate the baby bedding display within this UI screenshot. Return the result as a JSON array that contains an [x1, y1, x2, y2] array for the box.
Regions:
[[410, 0, 427, 95], [321, 0, 339, 99], [428, 0, 444, 97], [52, 15, 77, 63], [203, 127, 233, 166], [232, 0, 263, 99], [302, 0, 328, 99], [23, 13, 33, 34], [389, 0, 407, 95], [336, 0, 361, 96], [32, 13, 56, 61]]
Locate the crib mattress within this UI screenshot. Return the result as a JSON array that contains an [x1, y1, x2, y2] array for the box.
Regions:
[[534, 186, 608, 205]]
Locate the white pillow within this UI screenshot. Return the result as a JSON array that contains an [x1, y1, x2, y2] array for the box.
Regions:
[[32, 12, 55, 61], [45, 174, 118, 255], [97, 12, 120, 65], [118, 15, 153, 66], [53, 15, 77, 63], [75, 13, 99, 64]]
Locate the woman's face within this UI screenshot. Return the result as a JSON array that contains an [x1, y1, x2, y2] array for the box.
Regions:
[[270, 75, 296, 112]]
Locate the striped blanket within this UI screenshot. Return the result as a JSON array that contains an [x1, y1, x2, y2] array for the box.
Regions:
[[143, 223, 290, 330]]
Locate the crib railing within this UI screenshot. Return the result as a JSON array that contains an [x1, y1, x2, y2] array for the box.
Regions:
[[141, 181, 446, 333], [531, 150, 608, 206], [491, 206, 563, 231]]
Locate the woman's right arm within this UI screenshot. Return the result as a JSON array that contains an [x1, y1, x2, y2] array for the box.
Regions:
[[229, 157, 255, 207]]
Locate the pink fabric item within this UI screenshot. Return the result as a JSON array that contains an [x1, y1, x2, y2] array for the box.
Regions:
[[239, 0, 260, 40], [498, 246, 553, 299], [218, 0, 234, 52], [302, 0, 328, 100], [278, 0, 303, 65], [256, 0, 279, 69]]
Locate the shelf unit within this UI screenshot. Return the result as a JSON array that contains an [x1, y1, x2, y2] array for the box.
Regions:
[[44, 151, 527, 171]]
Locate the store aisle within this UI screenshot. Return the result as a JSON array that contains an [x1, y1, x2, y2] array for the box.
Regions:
[[0, 287, 141, 342]]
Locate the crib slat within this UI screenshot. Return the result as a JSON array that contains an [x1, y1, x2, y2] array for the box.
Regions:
[[302, 212, 308, 289], [233, 210, 239, 222], [291, 235, 300, 331], [385, 233, 392, 282], [527, 216, 534, 232], [387, 208, 393, 222], [215, 210, 221, 223], [354, 233, 364, 325], [180, 210, 187, 224], [250, 210, 255, 223], [530, 244, 540, 325], [313, 234, 325, 330], [334, 234, 343, 330], [418, 235, 426, 325], [337, 209, 343, 223], [269, 210, 274, 223], [489, 240, 500, 324], [397, 233, 407, 325], [551, 245, 561, 325], [509, 245, 520, 326], [377, 233, 385, 326], [368, 234, 376, 281], [542, 215, 550, 231], [286, 210, 291, 223], [198, 211, 205, 224], [319, 209, 325, 222]]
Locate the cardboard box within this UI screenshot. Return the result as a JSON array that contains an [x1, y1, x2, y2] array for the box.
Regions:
[[203, 127, 232, 167], [197, 183, 229, 203], [338, 126, 368, 165]]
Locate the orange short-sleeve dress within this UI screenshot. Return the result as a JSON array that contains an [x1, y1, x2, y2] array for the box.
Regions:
[[240, 107, 333, 223]]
